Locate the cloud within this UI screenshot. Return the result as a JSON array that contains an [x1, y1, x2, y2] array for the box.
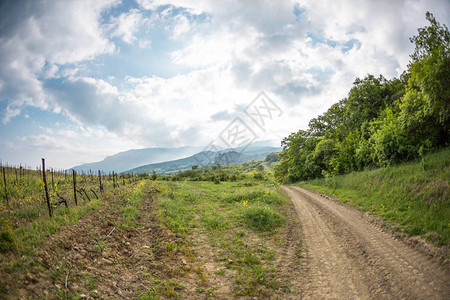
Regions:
[[110, 9, 144, 44], [210, 110, 233, 121], [171, 14, 191, 39], [0, 0, 117, 121]]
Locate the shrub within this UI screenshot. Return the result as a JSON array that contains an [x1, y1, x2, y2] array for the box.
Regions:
[[242, 206, 285, 231], [0, 230, 16, 253]]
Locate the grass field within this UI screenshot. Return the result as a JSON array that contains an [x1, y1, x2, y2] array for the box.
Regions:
[[156, 179, 299, 297], [297, 148, 450, 246]]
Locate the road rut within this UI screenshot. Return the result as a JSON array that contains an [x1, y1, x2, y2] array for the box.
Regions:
[[282, 186, 449, 299]]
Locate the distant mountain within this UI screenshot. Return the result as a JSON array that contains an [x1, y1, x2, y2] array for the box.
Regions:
[[126, 144, 281, 175], [71, 146, 204, 173]]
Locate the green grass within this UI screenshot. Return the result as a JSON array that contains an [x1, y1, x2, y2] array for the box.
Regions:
[[119, 181, 146, 228], [242, 206, 285, 232], [5, 199, 101, 257], [157, 179, 288, 297], [297, 148, 450, 246]]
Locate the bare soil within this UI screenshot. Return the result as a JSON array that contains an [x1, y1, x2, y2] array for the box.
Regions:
[[282, 186, 450, 299]]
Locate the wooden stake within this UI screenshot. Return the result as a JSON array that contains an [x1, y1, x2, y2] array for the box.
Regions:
[[72, 169, 78, 206], [51, 168, 54, 190], [42, 158, 52, 217], [98, 170, 103, 194], [2, 167, 8, 204]]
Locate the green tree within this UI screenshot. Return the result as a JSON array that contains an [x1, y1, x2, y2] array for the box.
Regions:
[[265, 152, 279, 163], [405, 12, 449, 146], [151, 170, 157, 180]]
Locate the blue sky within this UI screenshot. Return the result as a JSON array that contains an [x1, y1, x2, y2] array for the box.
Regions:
[[0, 0, 448, 169]]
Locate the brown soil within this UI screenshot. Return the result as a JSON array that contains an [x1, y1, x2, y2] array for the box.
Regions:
[[282, 186, 450, 299]]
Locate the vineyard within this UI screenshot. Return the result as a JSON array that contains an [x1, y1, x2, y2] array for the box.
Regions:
[[0, 159, 142, 253]]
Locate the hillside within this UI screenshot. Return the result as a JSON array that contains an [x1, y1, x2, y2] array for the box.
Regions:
[[71, 146, 204, 173], [296, 148, 450, 246], [126, 145, 281, 175]]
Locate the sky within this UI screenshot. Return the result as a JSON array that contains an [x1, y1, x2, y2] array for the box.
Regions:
[[0, 0, 448, 169]]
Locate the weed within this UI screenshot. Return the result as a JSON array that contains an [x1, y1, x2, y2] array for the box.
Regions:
[[85, 276, 97, 290]]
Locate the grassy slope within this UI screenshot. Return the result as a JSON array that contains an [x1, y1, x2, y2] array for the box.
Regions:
[[296, 148, 449, 246]]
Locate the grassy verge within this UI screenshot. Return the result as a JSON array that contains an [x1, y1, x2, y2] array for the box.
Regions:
[[296, 148, 449, 246], [157, 179, 291, 297]]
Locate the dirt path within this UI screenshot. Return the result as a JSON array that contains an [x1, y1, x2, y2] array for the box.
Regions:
[[282, 186, 450, 299]]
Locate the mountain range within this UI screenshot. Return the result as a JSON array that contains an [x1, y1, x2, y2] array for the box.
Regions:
[[71, 146, 204, 173], [127, 144, 281, 175], [71, 141, 280, 174]]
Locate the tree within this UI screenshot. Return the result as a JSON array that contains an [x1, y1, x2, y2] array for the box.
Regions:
[[265, 152, 279, 163], [405, 12, 449, 146], [344, 75, 402, 132], [151, 170, 157, 180]]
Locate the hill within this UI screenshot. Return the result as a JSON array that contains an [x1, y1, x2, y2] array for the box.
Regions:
[[71, 146, 203, 173], [126, 145, 281, 175]]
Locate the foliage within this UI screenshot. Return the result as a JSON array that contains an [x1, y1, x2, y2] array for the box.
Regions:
[[160, 161, 268, 182], [264, 152, 279, 163], [275, 13, 449, 183]]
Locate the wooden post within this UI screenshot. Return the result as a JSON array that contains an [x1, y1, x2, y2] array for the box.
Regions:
[[113, 171, 116, 188], [72, 169, 78, 206], [42, 159, 52, 217], [51, 168, 54, 189], [98, 170, 103, 194], [2, 167, 8, 204]]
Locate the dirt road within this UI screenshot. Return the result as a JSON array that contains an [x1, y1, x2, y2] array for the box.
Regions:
[[282, 186, 449, 299]]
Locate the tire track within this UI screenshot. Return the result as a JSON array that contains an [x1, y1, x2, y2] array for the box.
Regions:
[[282, 186, 449, 299]]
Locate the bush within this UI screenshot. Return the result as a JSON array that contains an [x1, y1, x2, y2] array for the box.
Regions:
[[0, 230, 16, 253], [253, 172, 264, 180], [241, 206, 285, 231], [223, 190, 283, 205]]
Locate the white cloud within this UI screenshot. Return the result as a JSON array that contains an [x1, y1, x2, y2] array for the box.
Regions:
[[0, 0, 117, 121], [171, 14, 191, 39], [111, 9, 144, 44]]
